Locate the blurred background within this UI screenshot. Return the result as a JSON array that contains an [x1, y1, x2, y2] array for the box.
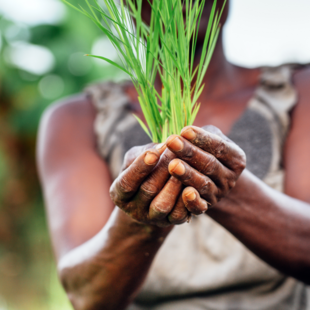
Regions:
[[0, 0, 309, 309]]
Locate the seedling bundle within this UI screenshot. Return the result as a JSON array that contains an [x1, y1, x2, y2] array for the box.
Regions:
[[64, 0, 226, 143]]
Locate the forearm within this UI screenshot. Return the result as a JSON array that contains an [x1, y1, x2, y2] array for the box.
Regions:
[[58, 208, 172, 310], [208, 169, 310, 284]]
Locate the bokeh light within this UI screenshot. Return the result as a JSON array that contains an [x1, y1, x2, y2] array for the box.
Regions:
[[4, 42, 55, 75], [38, 74, 65, 99], [224, 0, 310, 67], [0, 0, 66, 26]]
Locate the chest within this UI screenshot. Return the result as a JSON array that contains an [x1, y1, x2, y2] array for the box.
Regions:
[[133, 89, 254, 136], [192, 95, 251, 135]]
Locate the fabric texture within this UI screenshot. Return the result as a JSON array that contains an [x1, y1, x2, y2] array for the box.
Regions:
[[85, 65, 308, 310]]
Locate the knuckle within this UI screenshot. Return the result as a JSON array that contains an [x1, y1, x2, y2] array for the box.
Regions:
[[109, 186, 125, 208], [150, 201, 170, 217], [215, 187, 223, 199], [228, 178, 236, 190], [182, 144, 194, 160], [168, 211, 188, 224], [118, 177, 135, 197], [220, 174, 236, 192], [199, 179, 212, 196], [161, 150, 176, 165], [239, 152, 247, 170], [215, 139, 227, 156], [140, 182, 159, 200], [218, 180, 229, 193], [232, 148, 246, 172], [201, 155, 217, 175], [233, 158, 246, 173]]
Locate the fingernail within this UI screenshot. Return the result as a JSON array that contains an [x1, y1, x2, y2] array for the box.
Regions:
[[144, 152, 159, 165], [181, 128, 196, 140], [169, 160, 185, 175], [167, 136, 184, 152], [155, 143, 166, 154], [185, 191, 196, 201]]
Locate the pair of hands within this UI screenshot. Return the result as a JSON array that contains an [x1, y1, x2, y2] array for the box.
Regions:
[[110, 125, 246, 227]]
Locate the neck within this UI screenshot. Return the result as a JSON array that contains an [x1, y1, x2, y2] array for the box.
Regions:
[[152, 32, 258, 105]]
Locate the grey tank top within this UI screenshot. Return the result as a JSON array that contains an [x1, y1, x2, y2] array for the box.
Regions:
[[85, 65, 309, 310]]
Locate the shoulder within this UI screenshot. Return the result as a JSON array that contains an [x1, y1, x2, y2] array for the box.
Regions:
[[290, 65, 310, 130], [36, 93, 98, 179], [284, 65, 310, 200], [39, 93, 96, 138], [294, 64, 310, 86], [294, 64, 310, 104]]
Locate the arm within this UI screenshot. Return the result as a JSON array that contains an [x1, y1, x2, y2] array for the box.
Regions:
[[211, 68, 310, 283], [208, 170, 310, 284], [59, 209, 170, 310], [209, 68, 310, 283], [37, 95, 187, 310], [165, 68, 310, 284]]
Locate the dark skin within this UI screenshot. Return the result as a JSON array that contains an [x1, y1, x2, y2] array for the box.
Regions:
[[37, 1, 310, 309]]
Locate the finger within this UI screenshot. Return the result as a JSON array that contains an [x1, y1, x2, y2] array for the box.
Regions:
[[168, 159, 219, 205], [166, 135, 235, 190], [203, 124, 231, 141], [182, 187, 209, 215], [110, 149, 160, 205], [168, 194, 190, 225], [122, 142, 167, 171], [149, 176, 183, 221], [180, 126, 246, 173], [132, 149, 176, 209]]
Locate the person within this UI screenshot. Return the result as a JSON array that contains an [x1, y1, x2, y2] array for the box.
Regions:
[[37, 1, 310, 309]]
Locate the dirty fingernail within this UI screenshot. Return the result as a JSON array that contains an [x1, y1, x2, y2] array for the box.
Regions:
[[181, 128, 196, 140], [144, 152, 159, 165], [167, 136, 184, 152], [185, 191, 196, 201], [155, 143, 166, 154], [169, 160, 185, 175]]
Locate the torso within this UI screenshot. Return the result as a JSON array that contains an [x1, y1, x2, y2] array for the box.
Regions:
[[125, 66, 260, 136], [41, 63, 310, 308], [84, 64, 309, 309]]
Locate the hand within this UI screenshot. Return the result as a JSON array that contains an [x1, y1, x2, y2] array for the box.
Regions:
[[109, 144, 191, 227], [166, 125, 246, 214]]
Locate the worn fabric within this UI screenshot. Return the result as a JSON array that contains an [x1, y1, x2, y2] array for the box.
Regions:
[[85, 65, 309, 310]]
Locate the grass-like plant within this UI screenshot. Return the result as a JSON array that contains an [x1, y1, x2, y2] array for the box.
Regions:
[[63, 0, 226, 143]]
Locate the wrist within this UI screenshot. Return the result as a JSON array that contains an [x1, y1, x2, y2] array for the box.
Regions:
[[113, 207, 173, 241], [212, 169, 261, 214]]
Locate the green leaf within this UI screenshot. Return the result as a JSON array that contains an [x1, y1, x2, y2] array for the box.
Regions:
[[133, 115, 153, 141], [85, 54, 133, 76], [64, 0, 226, 143]]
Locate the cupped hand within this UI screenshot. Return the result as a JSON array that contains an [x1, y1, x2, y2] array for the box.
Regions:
[[109, 144, 190, 227], [166, 125, 246, 214]]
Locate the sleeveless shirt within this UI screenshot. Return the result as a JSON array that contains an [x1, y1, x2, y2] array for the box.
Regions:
[[85, 65, 309, 310]]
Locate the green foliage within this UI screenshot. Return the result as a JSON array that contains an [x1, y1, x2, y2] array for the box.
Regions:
[[0, 3, 111, 309], [63, 0, 226, 142]]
